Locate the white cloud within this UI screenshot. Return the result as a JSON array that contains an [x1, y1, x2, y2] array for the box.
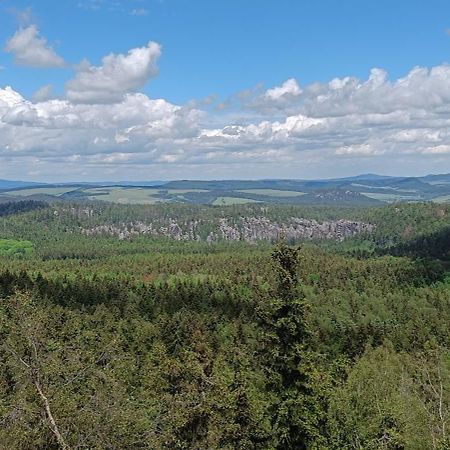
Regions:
[[5, 61, 450, 180], [335, 144, 383, 156], [265, 78, 302, 100], [246, 79, 302, 113], [390, 129, 441, 143], [0, 87, 201, 163], [303, 66, 450, 117], [422, 145, 450, 154], [66, 41, 161, 103], [0, 86, 24, 107], [5, 25, 65, 68]]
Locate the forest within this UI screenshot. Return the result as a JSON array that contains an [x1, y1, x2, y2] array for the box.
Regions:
[[1, 199, 450, 449]]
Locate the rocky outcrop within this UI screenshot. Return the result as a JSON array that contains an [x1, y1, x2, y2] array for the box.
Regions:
[[80, 216, 374, 242]]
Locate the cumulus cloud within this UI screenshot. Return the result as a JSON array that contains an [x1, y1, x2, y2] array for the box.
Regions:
[[5, 61, 450, 179], [0, 86, 201, 164], [66, 41, 161, 103], [0, 86, 25, 107], [5, 25, 65, 68], [265, 78, 302, 100]]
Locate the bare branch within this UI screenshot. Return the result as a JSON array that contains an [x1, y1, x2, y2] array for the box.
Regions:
[[34, 378, 71, 450]]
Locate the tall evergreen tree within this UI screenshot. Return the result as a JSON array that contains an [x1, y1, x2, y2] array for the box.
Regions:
[[258, 241, 320, 449]]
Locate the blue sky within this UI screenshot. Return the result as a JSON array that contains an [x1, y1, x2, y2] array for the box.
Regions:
[[1, 0, 450, 181], [2, 0, 450, 103]]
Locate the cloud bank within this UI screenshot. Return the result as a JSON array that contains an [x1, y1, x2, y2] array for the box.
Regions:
[[2, 33, 450, 180]]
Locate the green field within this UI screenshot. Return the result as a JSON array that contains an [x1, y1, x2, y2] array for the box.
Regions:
[[237, 189, 305, 197], [212, 196, 261, 205], [352, 183, 412, 191], [82, 187, 212, 204], [361, 192, 421, 202], [2, 177, 450, 206], [3, 187, 77, 196], [165, 189, 209, 194], [84, 187, 161, 204]]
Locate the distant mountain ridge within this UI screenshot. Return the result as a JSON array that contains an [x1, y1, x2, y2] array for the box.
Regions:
[[0, 180, 166, 190], [0, 179, 44, 190], [2, 173, 450, 206], [0, 173, 447, 188]]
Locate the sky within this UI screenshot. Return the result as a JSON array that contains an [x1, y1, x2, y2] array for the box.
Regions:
[[1, 1, 450, 181]]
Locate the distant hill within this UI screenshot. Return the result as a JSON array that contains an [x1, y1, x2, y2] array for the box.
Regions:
[[161, 179, 307, 191], [0, 179, 43, 190], [298, 189, 381, 206], [324, 173, 397, 182], [57, 181, 167, 187], [420, 173, 450, 184], [1, 173, 450, 206]]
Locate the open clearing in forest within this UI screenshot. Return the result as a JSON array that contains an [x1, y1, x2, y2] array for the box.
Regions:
[[0, 239, 33, 256], [212, 196, 261, 205], [237, 189, 306, 197], [84, 187, 162, 204], [361, 192, 421, 202]]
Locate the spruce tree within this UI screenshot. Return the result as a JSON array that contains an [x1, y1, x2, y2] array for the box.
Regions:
[[259, 241, 318, 449]]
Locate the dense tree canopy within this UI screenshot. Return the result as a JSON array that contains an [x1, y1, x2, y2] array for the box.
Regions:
[[1, 201, 450, 448]]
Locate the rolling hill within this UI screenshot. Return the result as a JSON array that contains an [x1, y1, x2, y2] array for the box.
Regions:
[[1, 173, 450, 206]]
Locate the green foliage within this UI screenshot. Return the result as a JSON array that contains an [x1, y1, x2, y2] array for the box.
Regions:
[[257, 242, 321, 449], [0, 200, 46, 217], [0, 239, 33, 256], [1, 201, 450, 448]]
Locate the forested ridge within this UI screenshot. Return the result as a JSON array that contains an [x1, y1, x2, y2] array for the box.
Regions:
[[1, 201, 450, 448]]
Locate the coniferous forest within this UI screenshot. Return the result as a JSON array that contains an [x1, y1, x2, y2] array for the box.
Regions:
[[2, 200, 450, 449]]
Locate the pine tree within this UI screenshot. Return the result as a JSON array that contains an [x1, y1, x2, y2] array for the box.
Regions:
[[258, 241, 319, 449]]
